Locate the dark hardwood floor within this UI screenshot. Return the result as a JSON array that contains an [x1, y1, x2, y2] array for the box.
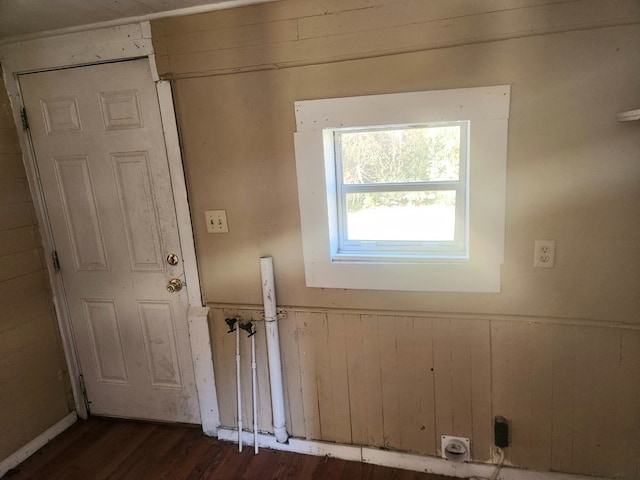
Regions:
[[5, 418, 458, 479]]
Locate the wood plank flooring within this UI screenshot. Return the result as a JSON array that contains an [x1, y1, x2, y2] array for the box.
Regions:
[[4, 418, 458, 479]]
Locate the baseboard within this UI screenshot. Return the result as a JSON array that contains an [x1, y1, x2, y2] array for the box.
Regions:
[[217, 428, 610, 480], [362, 447, 609, 480], [217, 428, 362, 461], [0, 412, 78, 478]]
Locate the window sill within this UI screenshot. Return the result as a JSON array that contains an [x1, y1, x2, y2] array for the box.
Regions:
[[331, 253, 469, 264], [305, 260, 501, 293]]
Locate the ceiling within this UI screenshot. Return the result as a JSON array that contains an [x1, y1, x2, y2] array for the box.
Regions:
[[0, 0, 272, 42]]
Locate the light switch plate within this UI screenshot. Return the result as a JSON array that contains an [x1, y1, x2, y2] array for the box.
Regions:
[[205, 209, 229, 233]]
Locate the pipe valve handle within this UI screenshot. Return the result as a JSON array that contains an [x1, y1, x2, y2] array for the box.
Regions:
[[225, 317, 238, 333]]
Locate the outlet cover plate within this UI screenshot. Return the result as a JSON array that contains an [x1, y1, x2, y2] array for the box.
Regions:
[[534, 239, 555, 268]]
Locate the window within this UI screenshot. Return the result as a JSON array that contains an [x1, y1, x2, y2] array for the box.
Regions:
[[294, 86, 510, 292], [333, 122, 468, 261]]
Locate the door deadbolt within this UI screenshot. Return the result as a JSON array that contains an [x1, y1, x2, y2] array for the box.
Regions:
[[167, 278, 183, 293], [166, 254, 179, 266]]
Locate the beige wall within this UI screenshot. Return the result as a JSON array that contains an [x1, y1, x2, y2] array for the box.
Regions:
[[155, 0, 640, 324], [153, 1, 640, 478], [0, 75, 72, 461]]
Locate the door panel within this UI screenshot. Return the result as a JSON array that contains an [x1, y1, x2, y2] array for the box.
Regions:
[[112, 152, 165, 272], [84, 299, 129, 384], [20, 59, 200, 423], [138, 301, 183, 388], [53, 155, 108, 270]]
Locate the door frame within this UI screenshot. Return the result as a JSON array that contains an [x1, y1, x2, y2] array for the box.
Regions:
[[0, 22, 220, 435]]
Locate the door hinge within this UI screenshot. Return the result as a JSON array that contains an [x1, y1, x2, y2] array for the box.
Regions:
[[21, 108, 29, 130], [79, 374, 91, 413], [52, 250, 60, 272]]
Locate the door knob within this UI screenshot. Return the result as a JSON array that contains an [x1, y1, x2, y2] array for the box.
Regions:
[[167, 278, 183, 293]]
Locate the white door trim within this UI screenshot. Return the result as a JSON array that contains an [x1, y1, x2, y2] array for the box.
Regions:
[[0, 21, 220, 434], [157, 80, 220, 434]]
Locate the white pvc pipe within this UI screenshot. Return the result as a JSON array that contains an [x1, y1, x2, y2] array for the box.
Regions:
[[259, 256, 289, 443], [251, 331, 259, 454], [235, 325, 243, 452]]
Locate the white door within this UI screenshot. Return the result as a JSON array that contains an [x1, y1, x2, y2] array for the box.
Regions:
[[19, 59, 201, 424]]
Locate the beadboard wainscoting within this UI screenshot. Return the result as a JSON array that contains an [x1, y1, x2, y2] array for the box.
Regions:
[[209, 305, 640, 479]]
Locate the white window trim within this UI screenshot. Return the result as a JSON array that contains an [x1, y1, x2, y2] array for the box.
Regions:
[[294, 86, 510, 293]]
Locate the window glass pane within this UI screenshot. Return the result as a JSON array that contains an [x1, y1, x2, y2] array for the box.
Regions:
[[340, 125, 461, 184], [345, 191, 456, 241]]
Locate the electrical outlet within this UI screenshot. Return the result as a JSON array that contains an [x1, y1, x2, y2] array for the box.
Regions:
[[494, 416, 509, 448], [205, 209, 229, 233], [534, 240, 555, 268]]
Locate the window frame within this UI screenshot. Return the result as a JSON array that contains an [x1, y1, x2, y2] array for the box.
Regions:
[[333, 121, 469, 261], [294, 86, 510, 292]]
